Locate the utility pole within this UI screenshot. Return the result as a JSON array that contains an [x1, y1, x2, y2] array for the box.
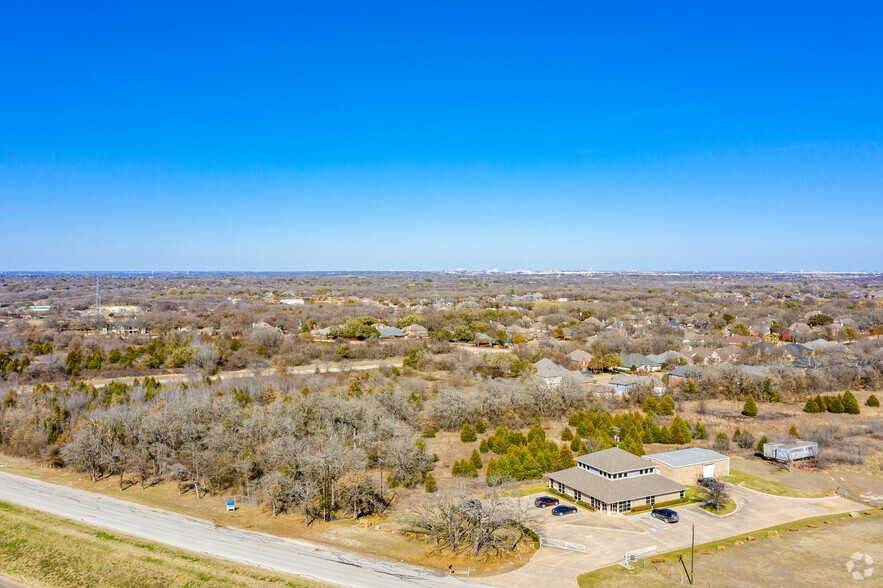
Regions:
[[95, 277, 101, 316], [322, 455, 330, 522], [378, 458, 385, 501], [691, 522, 695, 581]]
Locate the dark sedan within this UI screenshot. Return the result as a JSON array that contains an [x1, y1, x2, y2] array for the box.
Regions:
[[551, 505, 578, 516], [534, 496, 560, 508]]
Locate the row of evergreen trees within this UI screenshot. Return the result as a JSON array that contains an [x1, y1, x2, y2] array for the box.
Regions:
[[803, 390, 861, 414]]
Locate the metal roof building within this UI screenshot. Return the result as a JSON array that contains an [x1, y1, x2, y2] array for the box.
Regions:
[[645, 448, 730, 484]]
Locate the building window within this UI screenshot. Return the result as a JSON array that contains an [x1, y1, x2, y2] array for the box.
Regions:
[[575, 490, 581, 501], [558, 482, 565, 493], [680, 490, 685, 499]]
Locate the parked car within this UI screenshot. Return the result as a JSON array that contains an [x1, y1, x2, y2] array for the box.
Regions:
[[651, 508, 679, 523], [534, 496, 560, 508], [551, 505, 578, 516]]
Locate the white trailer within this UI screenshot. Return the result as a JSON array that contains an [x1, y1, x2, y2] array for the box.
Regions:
[[763, 441, 818, 463]]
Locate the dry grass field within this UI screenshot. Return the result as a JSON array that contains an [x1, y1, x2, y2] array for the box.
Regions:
[[0, 499, 327, 588], [578, 509, 883, 587]]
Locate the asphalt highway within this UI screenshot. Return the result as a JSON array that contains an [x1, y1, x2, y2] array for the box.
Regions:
[[0, 471, 487, 588]]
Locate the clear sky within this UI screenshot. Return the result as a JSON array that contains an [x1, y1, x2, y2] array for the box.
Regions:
[[1, 2, 881, 272]]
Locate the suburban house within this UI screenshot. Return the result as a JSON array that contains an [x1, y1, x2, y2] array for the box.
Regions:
[[645, 448, 729, 484], [545, 447, 687, 514], [619, 353, 661, 372], [645, 350, 691, 366], [402, 324, 429, 338], [566, 349, 593, 370], [533, 358, 593, 389], [607, 374, 664, 396], [377, 326, 404, 339], [666, 365, 704, 386]]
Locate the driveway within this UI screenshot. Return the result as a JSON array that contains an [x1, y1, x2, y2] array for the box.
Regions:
[[488, 486, 864, 588]]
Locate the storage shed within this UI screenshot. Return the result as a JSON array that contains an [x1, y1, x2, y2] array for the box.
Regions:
[[763, 441, 818, 463], [645, 448, 730, 485]]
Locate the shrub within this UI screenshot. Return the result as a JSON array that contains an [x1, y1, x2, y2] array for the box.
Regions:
[[788, 425, 801, 439], [756, 435, 769, 453], [659, 396, 676, 416], [867, 394, 880, 407], [713, 433, 731, 453], [843, 390, 861, 415], [561, 427, 573, 441], [828, 396, 845, 414], [737, 431, 755, 449], [693, 421, 707, 440], [424, 473, 437, 493], [803, 398, 820, 413], [475, 419, 487, 434], [479, 439, 489, 453], [742, 395, 758, 417], [460, 422, 477, 443]]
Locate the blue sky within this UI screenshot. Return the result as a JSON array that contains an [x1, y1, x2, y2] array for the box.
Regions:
[[1, 2, 881, 271]]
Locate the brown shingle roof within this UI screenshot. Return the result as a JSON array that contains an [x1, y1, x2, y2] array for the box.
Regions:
[[545, 467, 686, 504], [574, 447, 654, 474]]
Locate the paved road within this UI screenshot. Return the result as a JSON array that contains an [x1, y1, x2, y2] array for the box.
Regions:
[[0, 471, 485, 588], [488, 485, 866, 588]]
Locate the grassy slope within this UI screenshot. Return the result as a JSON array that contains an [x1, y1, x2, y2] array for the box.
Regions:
[[0, 500, 329, 588], [724, 470, 828, 498]]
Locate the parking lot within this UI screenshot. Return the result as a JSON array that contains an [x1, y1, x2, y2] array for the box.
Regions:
[[487, 485, 864, 588]]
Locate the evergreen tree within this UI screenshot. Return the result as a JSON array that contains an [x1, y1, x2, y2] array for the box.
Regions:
[[843, 390, 861, 415], [670, 417, 687, 444], [742, 395, 758, 417], [460, 422, 477, 442], [867, 394, 880, 407], [642, 396, 658, 414], [424, 473, 437, 493], [788, 425, 801, 439], [659, 396, 675, 416], [828, 396, 845, 413], [762, 378, 780, 402], [470, 449, 482, 470], [656, 426, 672, 444], [815, 395, 827, 411], [803, 397, 820, 413], [561, 427, 573, 441], [757, 435, 769, 453], [570, 435, 582, 453], [693, 421, 707, 440], [642, 428, 655, 444], [732, 428, 742, 441], [479, 438, 489, 453], [474, 419, 487, 434]]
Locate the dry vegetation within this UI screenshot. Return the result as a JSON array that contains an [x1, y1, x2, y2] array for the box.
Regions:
[[0, 498, 326, 588], [1, 271, 883, 572]]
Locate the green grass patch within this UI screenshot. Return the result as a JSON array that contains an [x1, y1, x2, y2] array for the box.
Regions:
[[0, 501, 22, 513], [95, 530, 120, 541], [178, 553, 201, 562], [699, 498, 737, 515], [135, 542, 156, 551], [724, 470, 827, 498]]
